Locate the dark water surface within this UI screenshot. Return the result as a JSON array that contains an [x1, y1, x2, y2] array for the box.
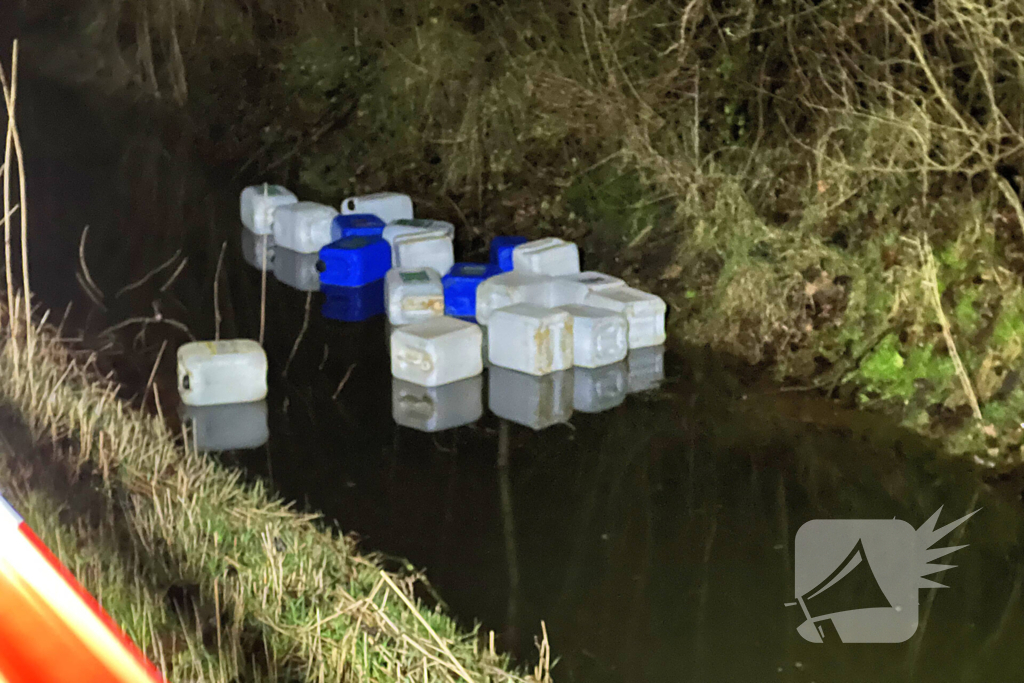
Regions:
[[10, 58, 1024, 683]]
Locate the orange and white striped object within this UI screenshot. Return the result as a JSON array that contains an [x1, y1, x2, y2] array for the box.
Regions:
[[0, 492, 166, 683]]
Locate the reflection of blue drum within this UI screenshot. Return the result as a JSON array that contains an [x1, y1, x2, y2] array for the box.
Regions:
[[489, 235, 528, 273], [442, 263, 498, 318], [322, 280, 386, 322], [487, 365, 573, 431], [318, 236, 392, 288], [391, 376, 484, 433], [180, 401, 269, 451], [331, 213, 386, 240], [573, 363, 627, 413]]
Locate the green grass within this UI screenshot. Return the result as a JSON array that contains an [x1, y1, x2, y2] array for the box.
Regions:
[[0, 321, 548, 682]]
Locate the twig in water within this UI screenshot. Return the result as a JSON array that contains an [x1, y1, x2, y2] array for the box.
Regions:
[[158, 256, 188, 292], [115, 248, 182, 298], [100, 316, 195, 341], [259, 225, 269, 346], [283, 291, 313, 377], [143, 340, 168, 410], [77, 225, 107, 309], [333, 364, 356, 400], [213, 241, 226, 340]]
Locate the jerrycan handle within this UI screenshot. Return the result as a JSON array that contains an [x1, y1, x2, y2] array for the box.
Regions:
[[395, 349, 434, 373]]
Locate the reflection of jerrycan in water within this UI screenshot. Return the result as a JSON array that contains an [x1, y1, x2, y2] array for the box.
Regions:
[[627, 345, 665, 394], [180, 401, 269, 451], [240, 227, 275, 272], [273, 247, 321, 291], [488, 365, 573, 430], [573, 362, 627, 413], [391, 376, 484, 433]]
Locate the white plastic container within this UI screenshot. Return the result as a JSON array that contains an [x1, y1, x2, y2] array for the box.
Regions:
[[273, 247, 321, 291], [488, 366, 573, 430], [574, 363, 627, 413], [522, 278, 589, 310], [341, 192, 414, 224], [557, 304, 628, 368], [385, 267, 445, 325], [272, 201, 339, 254], [240, 184, 297, 235], [393, 231, 454, 275], [181, 401, 269, 451], [561, 271, 625, 293], [178, 340, 268, 407], [241, 227, 275, 271], [391, 317, 483, 387], [627, 345, 665, 393], [487, 304, 573, 375], [475, 272, 553, 325], [512, 237, 581, 276], [392, 376, 484, 433], [584, 286, 667, 348], [387, 218, 455, 241]]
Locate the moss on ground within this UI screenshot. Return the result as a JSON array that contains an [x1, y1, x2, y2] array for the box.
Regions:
[[19, 0, 1024, 464]]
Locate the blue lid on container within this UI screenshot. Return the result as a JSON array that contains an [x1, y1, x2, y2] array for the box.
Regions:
[[489, 235, 528, 272], [331, 213, 386, 240], [322, 279, 386, 322], [318, 236, 392, 288], [442, 262, 498, 318]]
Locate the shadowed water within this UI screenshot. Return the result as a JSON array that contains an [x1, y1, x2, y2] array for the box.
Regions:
[[10, 56, 1024, 683]]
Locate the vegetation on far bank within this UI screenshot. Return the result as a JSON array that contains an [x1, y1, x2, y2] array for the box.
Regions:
[[18, 1, 1024, 458]]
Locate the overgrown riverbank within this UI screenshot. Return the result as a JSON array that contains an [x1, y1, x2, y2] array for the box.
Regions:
[[17, 1, 1024, 460], [0, 312, 545, 682]]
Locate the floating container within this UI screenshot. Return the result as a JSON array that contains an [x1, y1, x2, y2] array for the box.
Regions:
[[273, 201, 339, 254], [273, 248, 321, 291], [332, 213, 386, 239], [584, 287, 667, 348], [388, 218, 455, 240], [178, 340, 268, 407], [341, 192, 414, 224], [574, 363, 627, 413], [391, 317, 483, 387], [489, 235, 528, 273], [181, 401, 269, 451], [557, 304, 628, 368], [512, 237, 581, 276], [488, 366, 573, 430], [627, 345, 665, 393], [241, 227, 275, 271], [240, 184, 297, 235], [475, 271, 552, 325], [385, 267, 445, 325], [522, 278, 589, 309], [393, 231, 454, 275], [442, 263, 497, 318], [318, 236, 391, 288], [392, 376, 484, 433], [487, 304, 573, 376], [321, 280, 386, 322], [561, 271, 626, 293]]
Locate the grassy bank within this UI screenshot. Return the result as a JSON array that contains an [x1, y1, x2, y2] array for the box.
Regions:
[[24, 0, 1024, 464], [0, 311, 547, 682]]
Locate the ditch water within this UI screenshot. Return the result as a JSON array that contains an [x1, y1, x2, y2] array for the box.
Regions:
[[11, 59, 1024, 683]]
